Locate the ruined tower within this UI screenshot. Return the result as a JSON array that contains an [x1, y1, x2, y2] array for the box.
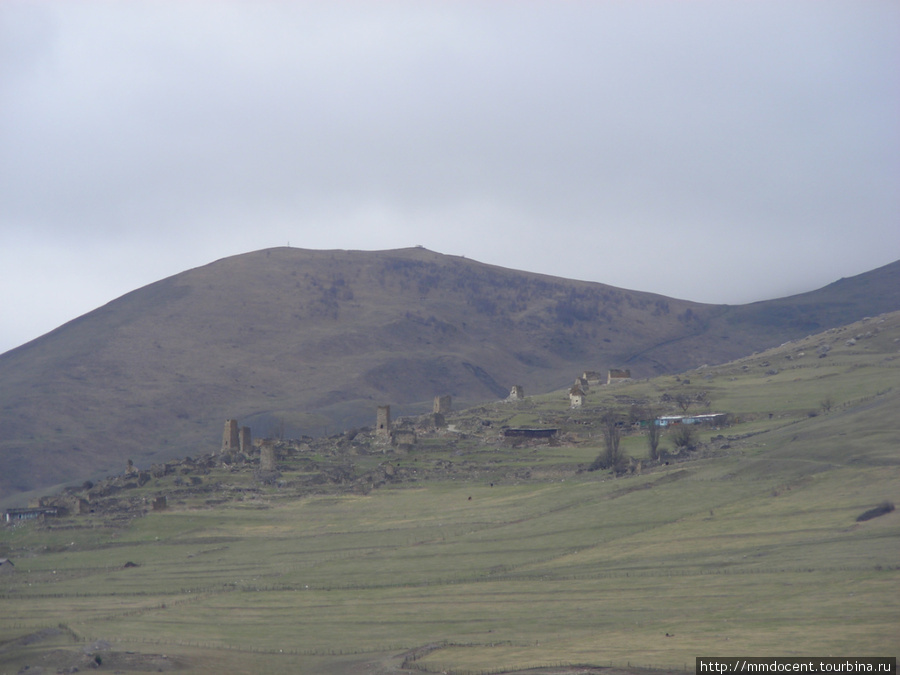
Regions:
[[239, 426, 252, 454], [433, 395, 452, 414], [222, 419, 239, 452], [376, 405, 392, 439], [259, 444, 276, 472]]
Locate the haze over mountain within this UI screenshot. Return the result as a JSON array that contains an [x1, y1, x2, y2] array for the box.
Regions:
[[2, 247, 898, 502]]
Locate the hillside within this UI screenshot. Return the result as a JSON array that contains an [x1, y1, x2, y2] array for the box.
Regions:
[[1, 312, 897, 674], [1, 247, 898, 502]]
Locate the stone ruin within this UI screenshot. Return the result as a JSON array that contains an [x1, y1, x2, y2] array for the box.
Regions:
[[433, 395, 452, 414], [239, 426, 252, 453], [376, 405, 392, 439], [222, 419, 239, 452], [582, 371, 603, 386], [259, 443, 277, 472], [508, 385, 524, 400], [222, 419, 253, 455], [393, 430, 417, 454], [607, 369, 631, 384]]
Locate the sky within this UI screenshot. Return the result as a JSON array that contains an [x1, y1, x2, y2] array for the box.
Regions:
[[1, 1, 898, 355]]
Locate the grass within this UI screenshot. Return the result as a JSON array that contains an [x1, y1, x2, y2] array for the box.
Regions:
[[1, 313, 898, 674]]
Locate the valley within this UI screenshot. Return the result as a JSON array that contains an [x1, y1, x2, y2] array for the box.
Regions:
[[1, 312, 897, 674]]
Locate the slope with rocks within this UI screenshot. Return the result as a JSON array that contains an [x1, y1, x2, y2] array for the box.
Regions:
[[0, 247, 897, 501]]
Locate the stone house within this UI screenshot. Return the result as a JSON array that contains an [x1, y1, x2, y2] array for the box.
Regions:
[[582, 371, 603, 386], [0, 558, 14, 574], [607, 369, 631, 384], [569, 385, 585, 408]]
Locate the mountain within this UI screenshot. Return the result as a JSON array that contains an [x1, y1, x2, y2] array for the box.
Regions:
[[1, 247, 898, 503]]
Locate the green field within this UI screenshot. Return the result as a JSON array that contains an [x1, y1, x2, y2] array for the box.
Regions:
[[1, 314, 898, 674]]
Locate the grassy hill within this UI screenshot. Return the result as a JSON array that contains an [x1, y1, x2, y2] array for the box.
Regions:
[[1, 311, 897, 674], [1, 247, 898, 504]]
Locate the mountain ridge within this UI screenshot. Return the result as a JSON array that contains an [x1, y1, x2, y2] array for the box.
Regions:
[[1, 247, 898, 501]]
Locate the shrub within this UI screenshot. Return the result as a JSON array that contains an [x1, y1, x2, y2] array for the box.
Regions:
[[670, 424, 697, 451]]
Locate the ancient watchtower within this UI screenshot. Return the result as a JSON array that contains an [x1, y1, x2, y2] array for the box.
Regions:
[[239, 426, 252, 453], [376, 405, 392, 439], [222, 419, 240, 451], [433, 395, 452, 414]]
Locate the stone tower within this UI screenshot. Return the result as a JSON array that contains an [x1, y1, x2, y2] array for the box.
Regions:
[[433, 395, 452, 414], [222, 419, 239, 452], [376, 405, 392, 438], [239, 426, 252, 454]]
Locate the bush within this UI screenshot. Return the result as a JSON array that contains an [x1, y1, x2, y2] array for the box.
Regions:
[[670, 424, 697, 451], [856, 501, 895, 522]]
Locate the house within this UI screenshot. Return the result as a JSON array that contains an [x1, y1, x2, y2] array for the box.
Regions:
[[655, 413, 728, 427], [0, 559, 14, 574], [4, 507, 59, 523], [569, 385, 585, 408], [582, 371, 603, 386], [607, 369, 631, 384]]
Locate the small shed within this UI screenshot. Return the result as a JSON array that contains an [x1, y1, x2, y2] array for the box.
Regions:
[[655, 413, 728, 427], [4, 507, 58, 523], [0, 558, 14, 574]]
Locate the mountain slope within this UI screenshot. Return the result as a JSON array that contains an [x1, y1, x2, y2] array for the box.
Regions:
[[1, 247, 898, 501]]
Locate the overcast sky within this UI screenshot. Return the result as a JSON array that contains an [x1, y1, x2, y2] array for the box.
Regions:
[[1, 1, 898, 355]]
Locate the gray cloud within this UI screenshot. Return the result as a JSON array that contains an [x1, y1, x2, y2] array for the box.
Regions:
[[1, 1, 898, 353]]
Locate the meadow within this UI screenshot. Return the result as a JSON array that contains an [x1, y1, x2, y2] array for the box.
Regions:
[[1, 314, 898, 674]]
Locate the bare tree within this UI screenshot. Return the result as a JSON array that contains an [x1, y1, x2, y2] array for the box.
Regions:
[[589, 410, 625, 471], [646, 409, 661, 461], [601, 410, 623, 469], [674, 390, 709, 413], [674, 392, 694, 413], [671, 424, 697, 452]]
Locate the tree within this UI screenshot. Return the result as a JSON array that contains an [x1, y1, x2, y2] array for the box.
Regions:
[[596, 410, 624, 470], [671, 424, 697, 452], [646, 409, 661, 461], [674, 390, 710, 413]]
